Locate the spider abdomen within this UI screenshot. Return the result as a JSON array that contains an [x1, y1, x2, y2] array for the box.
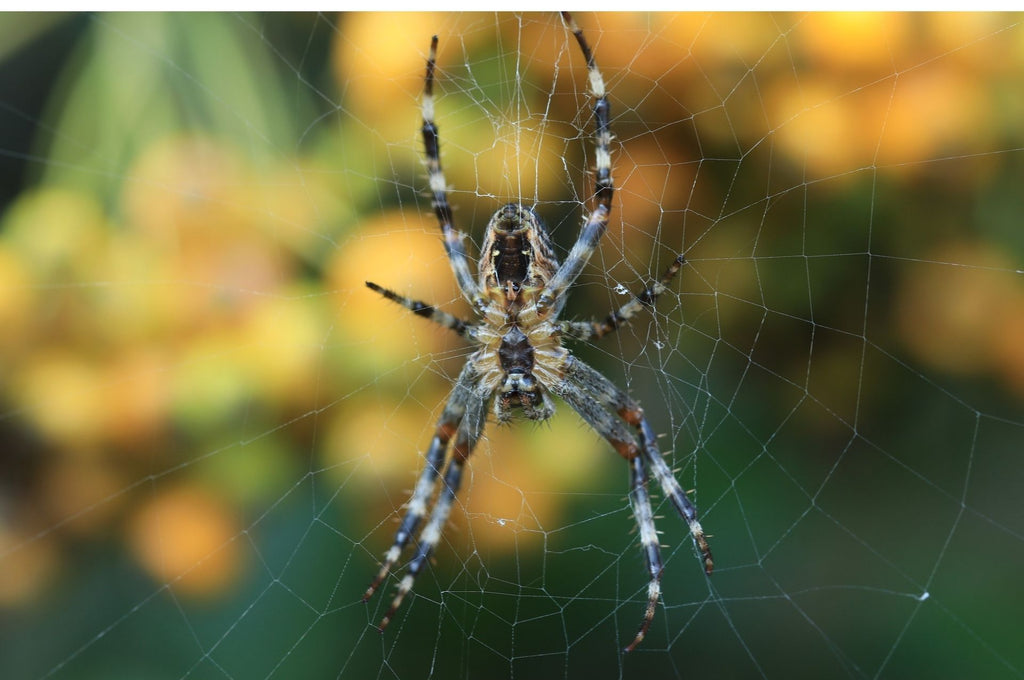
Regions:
[[497, 326, 534, 373]]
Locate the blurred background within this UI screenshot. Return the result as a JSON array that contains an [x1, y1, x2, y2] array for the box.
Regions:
[[0, 12, 1021, 679]]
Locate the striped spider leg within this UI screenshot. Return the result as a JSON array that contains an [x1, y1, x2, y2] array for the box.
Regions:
[[552, 357, 713, 652], [362, 12, 712, 653], [558, 254, 687, 342], [361, 362, 488, 629], [365, 253, 685, 345], [535, 11, 615, 319], [420, 34, 488, 315]]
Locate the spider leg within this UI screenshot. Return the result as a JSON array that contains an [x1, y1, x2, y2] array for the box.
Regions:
[[379, 384, 488, 630], [365, 281, 476, 337], [550, 355, 712, 652], [422, 36, 487, 313], [641, 427, 713, 571], [539, 13, 613, 317], [561, 356, 712, 573], [625, 453, 662, 653], [560, 255, 686, 342], [362, 362, 477, 605]]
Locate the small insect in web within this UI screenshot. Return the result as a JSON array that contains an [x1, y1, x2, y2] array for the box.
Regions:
[[362, 12, 713, 653]]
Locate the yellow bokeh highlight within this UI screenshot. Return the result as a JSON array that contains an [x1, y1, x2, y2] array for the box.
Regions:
[[875, 67, 989, 166], [233, 291, 326, 404], [127, 484, 243, 597], [323, 399, 437, 486], [1, 187, 108, 279], [332, 12, 447, 142], [123, 135, 294, 299], [617, 138, 695, 235], [769, 78, 875, 178], [168, 329, 252, 431], [464, 412, 605, 552], [102, 349, 172, 450], [991, 302, 1024, 397], [0, 245, 34, 356], [13, 351, 108, 449], [663, 12, 789, 73], [86, 235, 172, 347], [926, 13, 1018, 71], [122, 134, 249, 244], [241, 157, 346, 259], [895, 243, 1024, 387], [458, 123, 568, 206], [798, 13, 910, 73], [0, 531, 58, 608]]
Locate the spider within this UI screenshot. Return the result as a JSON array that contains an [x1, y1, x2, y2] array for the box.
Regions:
[[362, 12, 712, 653]]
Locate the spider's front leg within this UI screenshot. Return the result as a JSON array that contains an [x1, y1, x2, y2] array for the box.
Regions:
[[560, 254, 686, 342], [538, 12, 614, 317], [365, 281, 475, 337], [363, 362, 487, 630], [421, 36, 488, 314]]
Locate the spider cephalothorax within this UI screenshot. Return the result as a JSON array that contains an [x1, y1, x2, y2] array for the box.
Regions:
[[362, 12, 712, 653]]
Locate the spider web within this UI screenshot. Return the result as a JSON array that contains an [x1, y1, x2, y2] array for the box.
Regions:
[[1, 11, 1022, 680]]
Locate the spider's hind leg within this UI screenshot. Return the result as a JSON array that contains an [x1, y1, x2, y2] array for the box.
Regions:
[[364, 360, 489, 632], [377, 381, 487, 629], [363, 362, 480, 612], [624, 453, 663, 653], [550, 355, 712, 652]]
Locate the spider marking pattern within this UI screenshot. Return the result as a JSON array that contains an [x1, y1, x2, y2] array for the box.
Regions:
[[362, 12, 713, 653]]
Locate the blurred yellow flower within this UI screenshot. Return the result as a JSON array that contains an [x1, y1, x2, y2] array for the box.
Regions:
[[875, 67, 990, 167], [798, 13, 910, 73], [0, 245, 34, 357], [895, 243, 1024, 388], [464, 411, 606, 552], [332, 12, 447, 143], [13, 351, 108, 449], [127, 484, 244, 597], [0, 530, 58, 608], [1, 187, 108, 279], [101, 349, 172, 449], [234, 289, 327, 404], [991, 300, 1024, 397]]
